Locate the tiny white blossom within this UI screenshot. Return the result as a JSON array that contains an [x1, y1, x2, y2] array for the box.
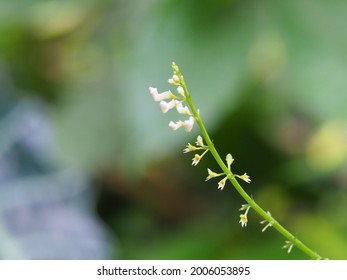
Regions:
[[149, 87, 175, 101], [205, 168, 224, 181], [217, 177, 228, 190], [239, 214, 248, 227], [260, 211, 273, 232], [177, 86, 185, 96], [183, 143, 198, 153], [176, 102, 191, 115], [192, 154, 201, 166], [226, 153, 234, 170], [282, 241, 294, 254], [168, 120, 184, 131], [173, 74, 180, 83], [149, 87, 159, 100], [236, 173, 251, 183], [239, 204, 250, 211], [238, 204, 251, 227], [160, 100, 178, 113], [196, 135, 204, 147], [168, 75, 180, 85], [191, 149, 209, 166], [260, 221, 273, 232], [184, 116, 195, 132]]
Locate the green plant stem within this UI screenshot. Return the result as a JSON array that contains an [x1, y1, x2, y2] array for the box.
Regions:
[[181, 79, 322, 260]]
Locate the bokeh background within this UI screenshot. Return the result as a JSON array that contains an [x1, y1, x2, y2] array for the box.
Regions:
[[1, 0, 347, 259]]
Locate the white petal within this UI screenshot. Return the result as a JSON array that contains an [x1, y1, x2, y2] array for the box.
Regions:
[[160, 100, 177, 113], [177, 86, 184, 96], [184, 116, 195, 132], [149, 87, 159, 101], [169, 120, 184, 131], [176, 102, 191, 115]]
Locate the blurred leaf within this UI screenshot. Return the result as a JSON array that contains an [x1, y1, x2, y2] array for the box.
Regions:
[[292, 214, 347, 259]]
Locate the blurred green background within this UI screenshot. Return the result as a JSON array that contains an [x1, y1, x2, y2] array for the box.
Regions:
[[1, 0, 347, 259]]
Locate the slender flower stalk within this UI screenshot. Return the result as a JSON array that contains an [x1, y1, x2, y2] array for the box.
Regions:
[[148, 62, 323, 260]]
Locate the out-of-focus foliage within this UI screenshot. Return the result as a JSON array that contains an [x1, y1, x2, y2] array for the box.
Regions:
[[1, 0, 347, 259], [0, 97, 111, 259]]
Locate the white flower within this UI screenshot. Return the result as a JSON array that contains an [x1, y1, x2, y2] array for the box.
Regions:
[[149, 87, 159, 100], [149, 87, 175, 101], [239, 214, 248, 227], [282, 241, 294, 254], [160, 100, 178, 113], [239, 204, 250, 211], [176, 102, 191, 115], [260, 221, 273, 232], [205, 168, 223, 181], [168, 116, 195, 133], [184, 116, 195, 132], [173, 74, 180, 83], [192, 154, 201, 166], [177, 86, 185, 96], [239, 204, 251, 227], [196, 135, 204, 147], [168, 120, 184, 131], [260, 211, 273, 232], [217, 177, 227, 190], [183, 143, 198, 153], [168, 74, 180, 85], [191, 149, 209, 166], [226, 153, 234, 170], [236, 173, 251, 183]]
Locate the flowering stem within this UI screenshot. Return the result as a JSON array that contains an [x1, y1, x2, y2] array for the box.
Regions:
[[181, 75, 322, 260]]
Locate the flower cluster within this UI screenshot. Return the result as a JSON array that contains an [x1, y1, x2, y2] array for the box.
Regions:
[[205, 153, 251, 190], [149, 63, 195, 132], [183, 135, 209, 166]]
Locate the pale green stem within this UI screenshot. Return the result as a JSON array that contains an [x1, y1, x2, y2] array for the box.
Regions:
[[180, 75, 322, 260]]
